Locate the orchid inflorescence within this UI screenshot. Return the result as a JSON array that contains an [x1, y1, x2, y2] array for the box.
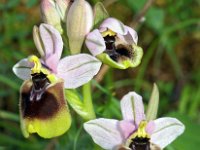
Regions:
[[12, 0, 185, 149]]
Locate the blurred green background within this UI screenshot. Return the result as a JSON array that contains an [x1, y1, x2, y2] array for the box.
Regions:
[[0, 0, 200, 149]]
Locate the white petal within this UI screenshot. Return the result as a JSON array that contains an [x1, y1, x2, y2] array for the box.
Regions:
[[12, 58, 33, 80], [57, 54, 102, 89], [150, 117, 185, 149], [120, 92, 145, 125], [124, 26, 138, 44], [100, 17, 127, 35], [84, 118, 124, 150], [85, 29, 106, 56]]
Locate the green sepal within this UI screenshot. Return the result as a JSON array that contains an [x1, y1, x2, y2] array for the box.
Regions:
[[97, 44, 143, 69], [94, 2, 109, 28], [146, 83, 159, 121]]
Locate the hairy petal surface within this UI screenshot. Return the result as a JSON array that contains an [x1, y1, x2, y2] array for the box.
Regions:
[[57, 54, 102, 88], [20, 79, 71, 138], [84, 118, 123, 150], [150, 117, 185, 149], [120, 92, 145, 125], [85, 29, 106, 56], [12, 59, 33, 80]]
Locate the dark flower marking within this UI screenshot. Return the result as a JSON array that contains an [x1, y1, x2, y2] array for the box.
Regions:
[[129, 137, 150, 150], [103, 35, 133, 62], [20, 76, 66, 120]]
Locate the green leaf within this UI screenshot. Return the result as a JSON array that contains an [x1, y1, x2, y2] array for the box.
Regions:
[[146, 83, 159, 121], [0, 110, 19, 122], [94, 2, 109, 28], [65, 90, 86, 117], [65, 87, 95, 121]]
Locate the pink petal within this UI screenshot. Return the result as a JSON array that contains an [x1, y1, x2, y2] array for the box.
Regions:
[[120, 92, 146, 125], [99, 17, 127, 35], [45, 54, 59, 73], [150, 117, 185, 149], [118, 120, 136, 140], [85, 29, 106, 56], [124, 26, 138, 44], [146, 121, 155, 135], [39, 24, 63, 67], [57, 54, 102, 89], [12, 58, 33, 80], [84, 118, 124, 149]]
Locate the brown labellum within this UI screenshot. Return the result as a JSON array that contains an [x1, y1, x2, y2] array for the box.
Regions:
[[104, 35, 133, 62], [20, 77, 66, 120]]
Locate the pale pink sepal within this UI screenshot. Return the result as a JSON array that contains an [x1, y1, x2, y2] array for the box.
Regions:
[[12, 58, 33, 80], [150, 117, 185, 149], [120, 92, 146, 125], [124, 26, 138, 44], [39, 24, 63, 70], [99, 17, 127, 35], [118, 120, 136, 140], [85, 29, 106, 56], [57, 54, 102, 88], [84, 118, 123, 150]]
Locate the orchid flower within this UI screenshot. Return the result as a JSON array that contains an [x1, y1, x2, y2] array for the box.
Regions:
[[84, 92, 185, 150], [12, 24, 101, 138], [86, 17, 143, 69]]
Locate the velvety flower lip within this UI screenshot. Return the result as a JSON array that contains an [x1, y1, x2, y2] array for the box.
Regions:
[[84, 92, 185, 150], [85, 17, 142, 69], [20, 78, 71, 138], [13, 23, 102, 89]]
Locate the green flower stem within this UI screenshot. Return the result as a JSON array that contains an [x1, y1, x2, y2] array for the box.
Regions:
[[82, 81, 96, 120]]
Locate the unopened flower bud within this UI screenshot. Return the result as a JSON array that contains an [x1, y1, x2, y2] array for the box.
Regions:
[[67, 0, 93, 54], [40, 0, 63, 33], [55, 0, 71, 22]]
